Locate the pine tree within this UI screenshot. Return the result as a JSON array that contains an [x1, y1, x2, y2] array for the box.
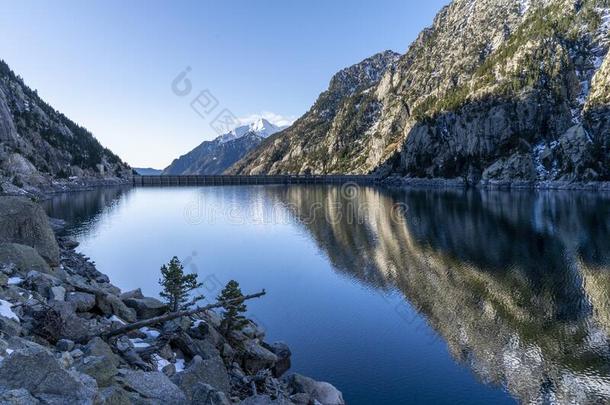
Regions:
[[217, 280, 248, 334], [158, 256, 203, 312]]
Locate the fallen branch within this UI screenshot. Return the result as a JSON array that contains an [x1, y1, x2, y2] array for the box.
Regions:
[[97, 290, 266, 341]]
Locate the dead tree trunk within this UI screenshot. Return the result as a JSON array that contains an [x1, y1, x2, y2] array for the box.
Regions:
[[80, 290, 266, 342]]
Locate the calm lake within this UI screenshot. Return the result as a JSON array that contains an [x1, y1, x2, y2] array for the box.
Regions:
[[44, 185, 610, 404]]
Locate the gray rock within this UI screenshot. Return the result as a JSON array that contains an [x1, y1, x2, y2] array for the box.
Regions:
[[239, 395, 295, 405], [49, 285, 65, 301], [120, 288, 144, 300], [0, 346, 97, 404], [123, 296, 167, 319], [23, 270, 62, 297], [56, 338, 75, 352], [0, 197, 60, 266], [285, 374, 345, 405], [289, 393, 311, 405], [482, 152, 536, 182], [97, 385, 131, 405], [162, 363, 176, 377], [242, 340, 279, 373], [76, 355, 118, 387], [117, 369, 187, 404], [66, 291, 96, 312], [242, 322, 265, 339], [96, 292, 137, 323], [190, 383, 231, 405], [171, 355, 231, 398], [45, 300, 93, 341], [0, 388, 41, 405], [173, 333, 220, 360], [0, 243, 52, 275], [84, 337, 120, 368], [267, 342, 292, 377]]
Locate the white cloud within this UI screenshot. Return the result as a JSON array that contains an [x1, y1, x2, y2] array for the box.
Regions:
[[238, 111, 298, 128]]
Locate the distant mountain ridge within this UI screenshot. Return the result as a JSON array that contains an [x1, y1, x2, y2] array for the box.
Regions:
[[134, 168, 162, 176], [163, 118, 285, 175], [0, 59, 130, 195]]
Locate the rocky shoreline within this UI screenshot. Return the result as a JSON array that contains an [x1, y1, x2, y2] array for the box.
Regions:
[[0, 196, 345, 405], [382, 176, 610, 191], [0, 175, 131, 200]]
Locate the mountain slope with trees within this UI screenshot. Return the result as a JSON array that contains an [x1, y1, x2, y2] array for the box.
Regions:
[[0, 60, 131, 195]]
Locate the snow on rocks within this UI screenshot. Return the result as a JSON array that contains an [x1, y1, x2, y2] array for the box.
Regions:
[[0, 299, 19, 322]]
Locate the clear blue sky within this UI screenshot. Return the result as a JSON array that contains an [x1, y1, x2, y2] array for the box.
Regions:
[[0, 0, 448, 168]]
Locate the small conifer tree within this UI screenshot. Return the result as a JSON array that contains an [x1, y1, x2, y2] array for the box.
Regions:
[[217, 280, 248, 334], [159, 256, 203, 312]]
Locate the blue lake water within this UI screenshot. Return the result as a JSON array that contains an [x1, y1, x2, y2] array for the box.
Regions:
[[44, 185, 610, 404]]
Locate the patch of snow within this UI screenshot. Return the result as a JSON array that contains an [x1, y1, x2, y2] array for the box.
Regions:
[[519, 0, 530, 16], [108, 315, 126, 325], [174, 357, 185, 372], [7, 277, 22, 285], [532, 141, 559, 180], [139, 327, 160, 339], [6, 349, 13, 355], [152, 354, 170, 371], [129, 338, 150, 348], [0, 300, 19, 322]]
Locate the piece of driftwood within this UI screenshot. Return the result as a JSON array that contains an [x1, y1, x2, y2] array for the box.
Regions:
[[98, 290, 266, 340]]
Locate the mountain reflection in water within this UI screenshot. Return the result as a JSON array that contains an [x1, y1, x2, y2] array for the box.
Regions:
[[268, 186, 610, 404]]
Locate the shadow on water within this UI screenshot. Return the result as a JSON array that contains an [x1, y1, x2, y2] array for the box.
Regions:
[[43, 186, 133, 237], [44, 185, 610, 404]]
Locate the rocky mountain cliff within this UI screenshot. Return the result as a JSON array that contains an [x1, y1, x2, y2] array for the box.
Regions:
[[163, 119, 284, 175], [0, 60, 131, 196], [227, 51, 401, 175], [231, 0, 610, 185]]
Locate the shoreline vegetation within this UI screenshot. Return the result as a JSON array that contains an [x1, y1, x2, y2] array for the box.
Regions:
[[0, 195, 345, 405]]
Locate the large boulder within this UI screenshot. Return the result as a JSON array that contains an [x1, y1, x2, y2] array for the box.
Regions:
[[190, 383, 231, 405], [284, 374, 345, 405], [97, 385, 132, 405], [84, 337, 121, 368], [76, 355, 118, 387], [0, 388, 41, 404], [117, 369, 187, 404], [66, 291, 97, 312], [22, 270, 62, 298], [0, 197, 60, 266], [122, 296, 167, 320], [0, 346, 97, 404], [266, 342, 292, 377], [0, 243, 52, 275], [171, 355, 231, 398], [33, 300, 95, 342], [241, 340, 279, 373], [96, 292, 137, 323]]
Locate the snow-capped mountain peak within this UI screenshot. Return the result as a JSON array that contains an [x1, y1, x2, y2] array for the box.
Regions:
[[217, 118, 286, 144]]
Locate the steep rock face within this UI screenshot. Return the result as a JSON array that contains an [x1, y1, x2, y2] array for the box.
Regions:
[[392, 0, 610, 183], [228, 51, 401, 175], [164, 119, 283, 175], [232, 0, 609, 183], [0, 60, 130, 194]]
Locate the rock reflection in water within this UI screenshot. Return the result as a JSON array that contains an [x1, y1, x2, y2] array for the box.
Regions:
[[268, 185, 610, 404]]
